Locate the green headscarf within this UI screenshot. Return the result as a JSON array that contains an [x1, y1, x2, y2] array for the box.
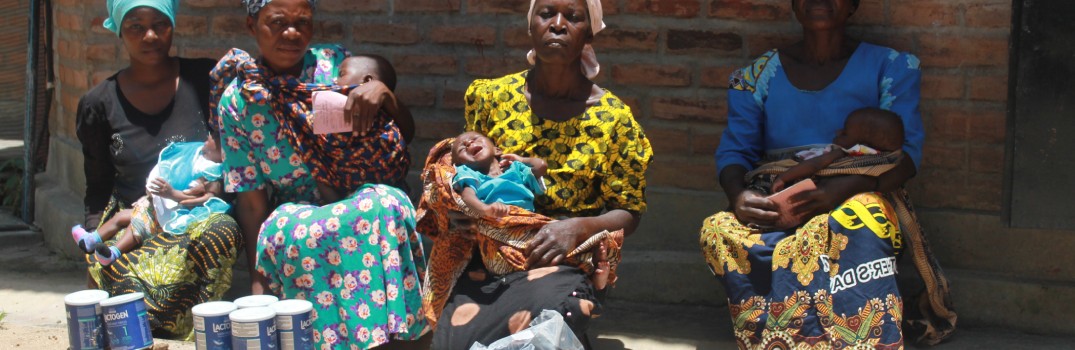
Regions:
[[102, 0, 178, 36]]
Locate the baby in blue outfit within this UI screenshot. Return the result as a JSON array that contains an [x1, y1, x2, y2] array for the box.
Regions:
[[451, 131, 547, 218]]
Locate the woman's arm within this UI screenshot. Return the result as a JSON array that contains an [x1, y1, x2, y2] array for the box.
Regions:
[[236, 189, 271, 294], [75, 95, 115, 229], [525, 209, 640, 268]]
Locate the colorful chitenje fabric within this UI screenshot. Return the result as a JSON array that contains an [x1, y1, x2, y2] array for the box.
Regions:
[[209, 44, 409, 204], [415, 138, 624, 326], [87, 196, 241, 340], [212, 44, 427, 349]]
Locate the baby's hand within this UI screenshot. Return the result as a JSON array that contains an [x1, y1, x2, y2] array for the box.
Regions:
[[499, 153, 522, 168], [485, 202, 510, 218], [149, 177, 173, 196], [184, 181, 207, 196]]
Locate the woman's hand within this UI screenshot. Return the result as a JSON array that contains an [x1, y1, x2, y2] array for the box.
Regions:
[[789, 175, 873, 219], [345, 80, 394, 134], [526, 218, 590, 268], [733, 189, 779, 229]]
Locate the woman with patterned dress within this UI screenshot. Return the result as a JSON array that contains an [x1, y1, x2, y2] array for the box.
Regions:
[[422, 0, 653, 348], [698, 0, 956, 348], [212, 0, 426, 349], [75, 0, 242, 339]]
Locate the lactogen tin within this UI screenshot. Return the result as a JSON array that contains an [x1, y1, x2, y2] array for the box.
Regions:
[[234, 295, 279, 309], [99, 292, 153, 350], [65, 289, 110, 350], [193, 301, 238, 350], [230, 307, 278, 349], [270, 299, 313, 350]]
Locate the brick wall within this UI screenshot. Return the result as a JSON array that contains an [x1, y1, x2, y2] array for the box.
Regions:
[[42, 0, 1075, 334]]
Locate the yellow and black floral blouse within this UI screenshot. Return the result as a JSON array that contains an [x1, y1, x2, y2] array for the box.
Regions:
[[464, 71, 654, 218]]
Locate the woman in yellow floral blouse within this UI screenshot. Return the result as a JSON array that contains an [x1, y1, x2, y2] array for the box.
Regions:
[[426, 0, 652, 348]]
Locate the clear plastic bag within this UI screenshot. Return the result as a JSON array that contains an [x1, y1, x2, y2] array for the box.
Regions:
[[469, 310, 584, 350]]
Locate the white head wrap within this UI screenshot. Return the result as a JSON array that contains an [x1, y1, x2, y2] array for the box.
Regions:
[[527, 0, 605, 79]]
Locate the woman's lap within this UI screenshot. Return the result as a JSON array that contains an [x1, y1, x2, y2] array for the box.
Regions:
[[257, 183, 428, 349], [432, 265, 597, 349], [88, 205, 242, 339], [699, 192, 904, 348]]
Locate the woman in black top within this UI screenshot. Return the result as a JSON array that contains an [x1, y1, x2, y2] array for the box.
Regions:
[[74, 1, 242, 338]]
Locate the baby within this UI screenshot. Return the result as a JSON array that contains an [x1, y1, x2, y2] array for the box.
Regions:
[[71, 132, 228, 265], [772, 107, 905, 192], [450, 131, 611, 290], [316, 54, 400, 203]]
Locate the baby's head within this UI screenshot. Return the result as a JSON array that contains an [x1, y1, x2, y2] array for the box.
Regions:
[[338, 54, 397, 91], [202, 130, 223, 163], [451, 131, 500, 172], [834, 107, 905, 152]]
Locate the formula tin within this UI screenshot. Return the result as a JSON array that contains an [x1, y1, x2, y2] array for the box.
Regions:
[[234, 295, 279, 309], [270, 299, 313, 350], [229, 307, 278, 349], [65, 289, 110, 350], [193, 301, 238, 350], [99, 292, 153, 350]]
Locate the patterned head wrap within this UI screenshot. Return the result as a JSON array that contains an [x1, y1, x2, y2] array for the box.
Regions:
[[526, 0, 606, 79], [102, 0, 178, 36], [243, 0, 319, 16]]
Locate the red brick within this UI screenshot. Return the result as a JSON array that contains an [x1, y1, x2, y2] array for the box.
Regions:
[[965, 3, 1011, 28], [56, 38, 86, 61], [429, 25, 496, 45], [465, 57, 529, 78], [592, 29, 659, 51], [912, 168, 968, 208], [692, 130, 722, 155], [56, 12, 83, 32], [58, 64, 89, 90], [648, 157, 718, 190], [921, 144, 966, 170], [175, 15, 208, 36], [396, 0, 459, 12], [921, 74, 965, 100], [667, 30, 742, 55], [890, 1, 959, 27], [646, 127, 692, 155], [415, 118, 464, 140], [319, 0, 386, 12], [181, 47, 232, 60], [395, 84, 437, 108], [395, 55, 458, 75], [468, 0, 529, 14], [968, 75, 1008, 102], [967, 109, 1006, 144], [313, 20, 345, 42], [701, 66, 738, 88], [651, 97, 726, 122], [60, 92, 81, 116], [745, 32, 798, 56], [354, 24, 419, 45], [709, 0, 790, 22], [442, 88, 467, 110], [503, 26, 531, 48], [612, 64, 691, 87], [185, 0, 237, 8], [849, 0, 886, 26], [211, 14, 249, 37], [90, 16, 114, 35], [964, 173, 1002, 211], [626, 0, 702, 18], [86, 44, 116, 62], [968, 145, 1004, 174], [602, 0, 619, 15], [853, 30, 915, 53], [924, 106, 969, 143], [917, 34, 1008, 68]]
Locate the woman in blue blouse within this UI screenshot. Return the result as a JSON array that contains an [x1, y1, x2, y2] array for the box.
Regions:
[[699, 0, 954, 348]]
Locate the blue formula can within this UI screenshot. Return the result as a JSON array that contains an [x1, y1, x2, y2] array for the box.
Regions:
[[270, 299, 313, 350], [234, 295, 279, 309], [99, 293, 153, 350], [193, 301, 238, 350], [65, 289, 110, 350], [230, 307, 278, 349]]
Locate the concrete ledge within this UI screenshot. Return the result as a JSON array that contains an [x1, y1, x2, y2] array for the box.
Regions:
[[610, 250, 725, 305]]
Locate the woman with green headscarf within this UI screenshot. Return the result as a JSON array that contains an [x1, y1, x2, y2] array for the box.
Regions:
[[76, 0, 243, 339]]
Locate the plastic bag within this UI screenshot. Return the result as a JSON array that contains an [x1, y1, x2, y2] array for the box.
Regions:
[[469, 310, 584, 350]]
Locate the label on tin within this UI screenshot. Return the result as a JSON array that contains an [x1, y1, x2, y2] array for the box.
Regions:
[[231, 319, 278, 350], [103, 300, 153, 350], [277, 313, 313, 350], [194, 314, 233, 350], [66, 304, 105, 350]]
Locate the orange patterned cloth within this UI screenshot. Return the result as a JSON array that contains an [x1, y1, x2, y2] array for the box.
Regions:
[[416, 138, 623, 326]]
